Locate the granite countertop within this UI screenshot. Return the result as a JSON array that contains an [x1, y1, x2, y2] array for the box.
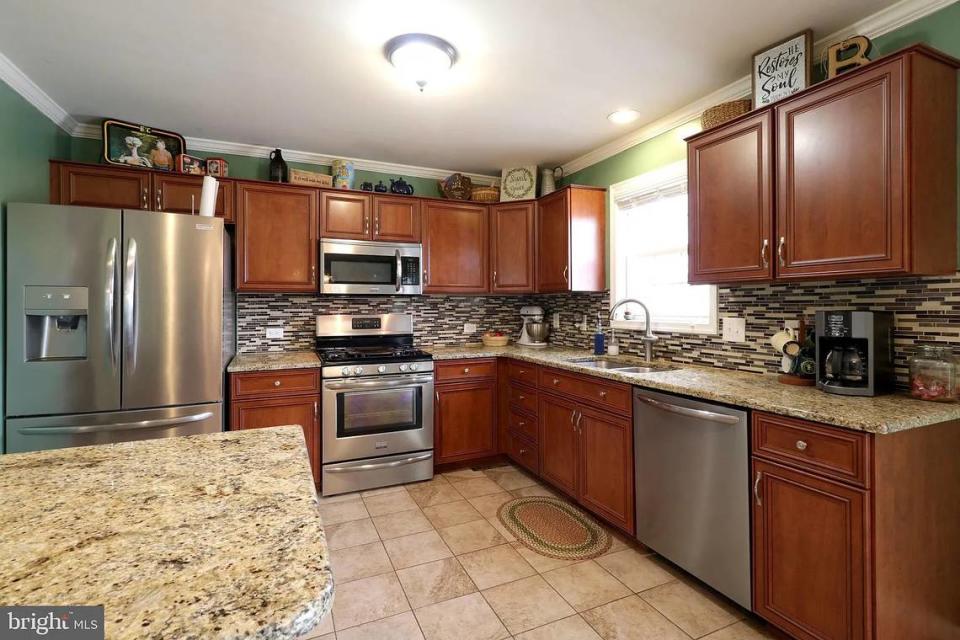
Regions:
[[0, 427, 333, 640], [429, 344, 960, 435], [228, 351, 321, 373]]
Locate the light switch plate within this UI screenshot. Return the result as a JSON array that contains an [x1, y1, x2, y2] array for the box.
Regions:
[[266, 327, 284, 339], [463, 323, 477, 334], [722, 317, 746, 343], [553, 312, 560, 329]]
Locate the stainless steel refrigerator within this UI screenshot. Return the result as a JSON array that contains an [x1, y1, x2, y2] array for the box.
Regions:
[[4, 203, 223, 453]]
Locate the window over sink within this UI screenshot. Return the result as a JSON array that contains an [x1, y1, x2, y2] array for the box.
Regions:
[[610, 159, 717, 335]]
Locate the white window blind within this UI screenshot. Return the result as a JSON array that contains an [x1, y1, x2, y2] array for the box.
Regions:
[[610, 161, 717, 334]]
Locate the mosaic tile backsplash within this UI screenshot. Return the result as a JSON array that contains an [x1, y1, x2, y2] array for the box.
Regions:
[[236, 272, 960, 386]]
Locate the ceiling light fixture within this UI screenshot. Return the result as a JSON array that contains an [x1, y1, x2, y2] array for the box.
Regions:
[[384, 33, 458, 92], [607, 109, 641, 125]]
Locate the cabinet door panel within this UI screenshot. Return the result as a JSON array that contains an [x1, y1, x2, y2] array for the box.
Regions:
[[537, 190, 569, 292], [54, 163, 150, 210], [776, 58, 904, 278], [236, 183, 318, 291], [578, 407, 634, 534], [538, 395, 578, 495], [423, 201, 489, 293], [490, 201, 536, 293], [155, 173, 234, 221], [435, 381, 497, 463], [231, 397, 320, 483], [753, 459, 868, 640], [320, 191, 371, 240], [688, 110, 773, 283], [374, 196, 421, 242]]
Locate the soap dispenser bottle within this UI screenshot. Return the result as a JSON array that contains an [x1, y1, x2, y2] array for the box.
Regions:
[[593, 312, 605, 355]]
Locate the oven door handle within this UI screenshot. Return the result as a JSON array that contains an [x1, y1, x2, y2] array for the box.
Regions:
[[325, 452, 434, 473], [324, 375, 434, 391]]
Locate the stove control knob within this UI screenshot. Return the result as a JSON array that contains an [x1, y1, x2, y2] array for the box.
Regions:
[[378, 365, 387, 374], [399, 364, 408, 372], [341, 367, 351, 376], [410, 363, 420, 371], [353, 366, 364, 376]]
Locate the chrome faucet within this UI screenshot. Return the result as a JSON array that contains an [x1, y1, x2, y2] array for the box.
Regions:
[[609, 298, 658, 362]]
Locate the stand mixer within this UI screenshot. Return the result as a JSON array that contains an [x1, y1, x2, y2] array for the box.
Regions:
[[518, 306, 550, 348]]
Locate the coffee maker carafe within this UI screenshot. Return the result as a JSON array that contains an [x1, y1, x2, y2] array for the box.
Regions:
[[815, 310, 894, 396]]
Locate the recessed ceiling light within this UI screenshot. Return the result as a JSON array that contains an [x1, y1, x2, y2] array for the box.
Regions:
[[384, 33, 458, 92], [608, 109, 640, 125]]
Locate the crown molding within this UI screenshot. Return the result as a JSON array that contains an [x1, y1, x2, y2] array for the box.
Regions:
[[560, 0, 958, 177], [0, 51, 79, 134]]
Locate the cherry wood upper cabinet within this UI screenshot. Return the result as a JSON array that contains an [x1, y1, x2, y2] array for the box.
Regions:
[[320, 191, 371, 240], [537, 186, 606, 293], [154, 173, 235, 222], [236, 182, 318, 292], [435, 379, 498, 464], [422, 200, 489, 293], [688, 110, 773, 283], [374, 196, 421, 242], [50, 161, 151, 210], [490, 201, 536, 293]]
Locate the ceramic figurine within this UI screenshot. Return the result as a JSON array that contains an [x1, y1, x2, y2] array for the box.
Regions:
[[390, 177, 414, 195], [373, 181, 388, 193], [360, 181, 374, 191], [331, 159, 355, 189], [268, 149, 288, 182]]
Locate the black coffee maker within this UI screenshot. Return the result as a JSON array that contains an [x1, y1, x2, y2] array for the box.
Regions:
[[815, 310, 894, 396]]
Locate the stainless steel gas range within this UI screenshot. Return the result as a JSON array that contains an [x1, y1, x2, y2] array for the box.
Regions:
[[317, 314, 434, 496]]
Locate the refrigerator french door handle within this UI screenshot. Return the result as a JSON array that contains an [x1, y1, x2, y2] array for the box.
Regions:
[[123, 237, 139, 371], [17, 411, 215, 435], [105, 237, 119, 370]]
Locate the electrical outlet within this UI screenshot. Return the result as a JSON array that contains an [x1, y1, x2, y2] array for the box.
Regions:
[[265, 327, 284, 339], [463, 323, 477, 334], [722, 317, 746, 343], [552, 312, 560, 329], [580, 314, 588, 331]]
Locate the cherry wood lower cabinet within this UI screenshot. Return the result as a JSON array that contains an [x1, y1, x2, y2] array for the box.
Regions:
[[751, 411, 960, 640], [538, 394, 580, 495], [434, 359, 498, 464], [229, 369, 321, 484]]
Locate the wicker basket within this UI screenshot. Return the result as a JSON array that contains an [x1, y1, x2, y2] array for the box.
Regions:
[[471, 185, 500, 203], [481, 333, 509, 347], [701, 99, 752, 130]]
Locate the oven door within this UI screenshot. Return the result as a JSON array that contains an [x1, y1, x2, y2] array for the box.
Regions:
[[322, 373, 434, 463], [320, 239, 422, 295]]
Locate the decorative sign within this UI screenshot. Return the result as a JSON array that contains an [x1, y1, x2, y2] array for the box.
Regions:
[[500, 166, 537, 201], [826, 35, 873, 79], [752, 30, 812, 108]]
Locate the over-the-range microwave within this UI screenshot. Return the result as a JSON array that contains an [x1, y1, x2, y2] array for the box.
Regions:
[[319, 239, 422, 295]]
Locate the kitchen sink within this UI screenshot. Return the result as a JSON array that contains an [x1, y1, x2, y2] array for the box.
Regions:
[[566, 357, 677, 373]]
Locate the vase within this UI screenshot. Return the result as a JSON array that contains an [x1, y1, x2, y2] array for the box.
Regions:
[[331, 159, 355, 190], [268, 149, 288, 182], [540, 168, 556, 196]]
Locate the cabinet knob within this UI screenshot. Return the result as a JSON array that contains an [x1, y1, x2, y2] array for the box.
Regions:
[[519, 421, 525, 427], [553, 378, 559, 385], [274, 380, 281, 387], [795, 440, 808, 451], [599, 390, 607, 398], [463, 367, 470, 374], [518, 394, 525, 400], [519, 448, 528, 455]]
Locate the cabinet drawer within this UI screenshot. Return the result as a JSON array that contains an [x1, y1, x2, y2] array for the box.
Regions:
[[505, 430, 539, 475], [231, 369, 321, 400], [752, 412, 870, 487], [508, 384, 538, 415], [506, 360, 539, 387], [436, 359, 496, 383], [507, 407, 538, 442], [539, 367, 631, 415]]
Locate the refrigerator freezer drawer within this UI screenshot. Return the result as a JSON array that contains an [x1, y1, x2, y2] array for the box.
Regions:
[[5, 403, 222, 453]]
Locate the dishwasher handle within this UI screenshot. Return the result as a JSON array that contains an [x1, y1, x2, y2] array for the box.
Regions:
[[635, 393, 740, 425]]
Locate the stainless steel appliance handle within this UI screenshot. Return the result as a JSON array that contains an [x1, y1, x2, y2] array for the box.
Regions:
[[324, 375, 434, 391], [105, 237, 119, 370], [325, 452, 434, 473], [754, 470, 762, 506], [123, 237, 139, 370], [635, 394, 740, 425], [395, 248, 402, 292], [18, 411, 214, 435]]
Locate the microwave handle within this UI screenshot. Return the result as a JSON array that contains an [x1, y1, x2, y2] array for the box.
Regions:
[[396, 248, 402, 292]]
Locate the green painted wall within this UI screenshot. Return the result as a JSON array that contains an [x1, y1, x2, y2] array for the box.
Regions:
[[70, 136, 444, 197], [0, 79, 72, 452]]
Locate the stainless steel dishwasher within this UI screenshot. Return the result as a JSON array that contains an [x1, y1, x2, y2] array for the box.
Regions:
[[633, 388, 751, 609]]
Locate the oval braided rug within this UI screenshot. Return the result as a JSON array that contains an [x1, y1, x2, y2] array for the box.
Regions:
[[498, 496, 612, 560]]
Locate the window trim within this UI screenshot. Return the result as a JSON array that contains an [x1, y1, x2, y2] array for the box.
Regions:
[[609, 160, 719, 336]]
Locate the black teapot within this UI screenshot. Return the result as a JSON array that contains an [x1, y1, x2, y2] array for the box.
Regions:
[[360, 181, 374, 191], [373, 180, 388, 193], [390, 177, 414, 195]]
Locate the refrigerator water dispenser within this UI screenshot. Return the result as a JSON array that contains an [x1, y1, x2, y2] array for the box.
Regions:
[[24, 286, 89, 361]]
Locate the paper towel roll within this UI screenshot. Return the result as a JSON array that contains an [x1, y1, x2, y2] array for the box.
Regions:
[[199, 176, 219, 217]]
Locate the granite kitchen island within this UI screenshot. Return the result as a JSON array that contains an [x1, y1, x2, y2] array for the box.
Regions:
[[0, 426, 332, 640]]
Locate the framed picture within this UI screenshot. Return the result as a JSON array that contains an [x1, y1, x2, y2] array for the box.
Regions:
[[752, 30, 812, 108], [500, 166, 537, 201], [102, 119, 185, 171]]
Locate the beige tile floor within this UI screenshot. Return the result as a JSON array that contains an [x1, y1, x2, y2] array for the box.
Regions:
[[305, 463, 779, 640]]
